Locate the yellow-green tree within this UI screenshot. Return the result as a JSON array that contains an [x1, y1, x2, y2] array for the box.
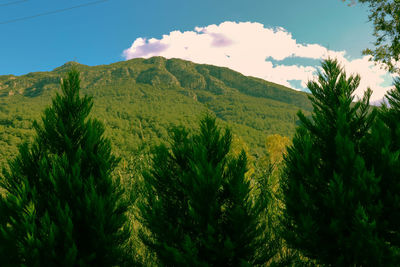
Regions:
[[265, 134, 290, 165], [230, 134, 255, 178]]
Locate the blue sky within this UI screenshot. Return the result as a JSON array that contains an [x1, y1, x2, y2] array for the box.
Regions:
[[0, 0, 394, 100]]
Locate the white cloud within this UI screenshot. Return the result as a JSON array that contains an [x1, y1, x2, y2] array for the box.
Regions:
[[123, 21, 396, 102]]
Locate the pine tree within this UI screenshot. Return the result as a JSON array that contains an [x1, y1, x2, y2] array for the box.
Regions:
[[0, 69, 130, 266], [379, 78, 400, 251], [280, 58, 388, 265], [362, 78, 400, 263], [137, 115, 275, 266]]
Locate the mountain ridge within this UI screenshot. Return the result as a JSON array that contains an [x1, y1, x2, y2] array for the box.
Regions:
[[0, 56, 311, 166], [0, 57, 311, 110]]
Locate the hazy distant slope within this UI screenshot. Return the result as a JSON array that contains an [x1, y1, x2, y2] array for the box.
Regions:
[[0, 57, 311, 166]]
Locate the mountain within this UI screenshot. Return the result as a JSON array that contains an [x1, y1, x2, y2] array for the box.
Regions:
[[0, 57, 311, 167]]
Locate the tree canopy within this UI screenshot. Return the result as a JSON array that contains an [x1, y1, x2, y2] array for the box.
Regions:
[[343, 0, 400, 73], [137, 115, 276, 266], [280, 58, 391, 265], [0, 70, 130, 266]]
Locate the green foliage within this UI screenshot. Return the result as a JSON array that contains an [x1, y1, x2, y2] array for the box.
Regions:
[[0, 57, 312, 265], [281, 58, 389, 265], [362, 78, 400, 262], [137, 115, 276, 266], [0, 57, 310, 168], [0, 70, 131, 266], [343, 0, 400, 73]]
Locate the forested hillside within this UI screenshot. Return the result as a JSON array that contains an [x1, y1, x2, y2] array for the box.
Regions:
[[3, 57, 400, 266], [0, 56, 311, 167]]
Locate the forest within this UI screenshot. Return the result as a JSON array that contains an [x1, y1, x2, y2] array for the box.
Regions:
[[0, 57, 311, 169], [1, 0, 400, 264], [1, 56, 400, 266]]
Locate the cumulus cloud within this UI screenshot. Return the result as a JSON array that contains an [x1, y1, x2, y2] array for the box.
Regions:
[[126, 38, 169, 58], [123, 21, 396, 101]]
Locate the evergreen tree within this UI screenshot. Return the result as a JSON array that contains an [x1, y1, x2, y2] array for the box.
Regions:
[[281, 58, 388, 265], [362, 78, 400, 262], [0, 70, 130, 266], [137, 115, 275, 266]]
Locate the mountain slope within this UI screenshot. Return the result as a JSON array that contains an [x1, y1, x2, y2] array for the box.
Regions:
[[0, 57, 311, 166]]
